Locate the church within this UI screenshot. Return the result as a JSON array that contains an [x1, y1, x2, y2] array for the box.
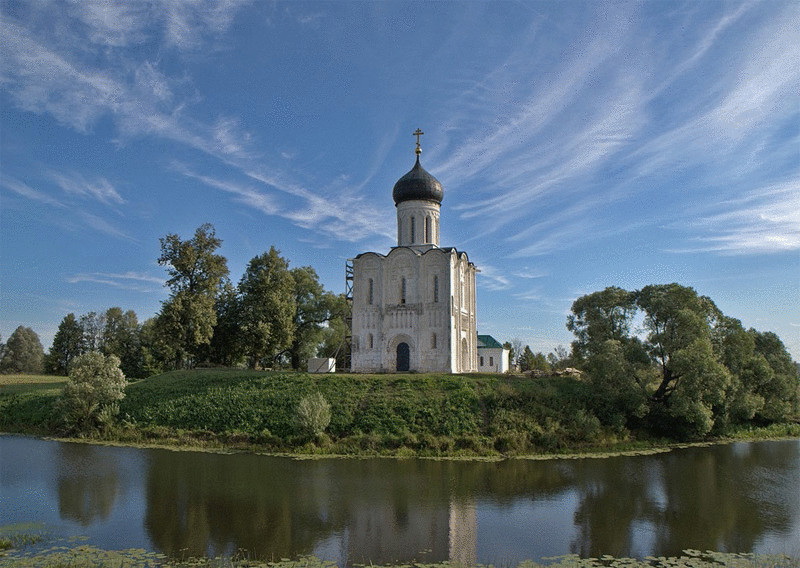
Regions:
[[349, 130, 479, 373]]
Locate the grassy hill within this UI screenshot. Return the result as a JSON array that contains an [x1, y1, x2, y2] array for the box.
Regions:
[[115, 368, 616, 456], [2, 369, 797, 457]]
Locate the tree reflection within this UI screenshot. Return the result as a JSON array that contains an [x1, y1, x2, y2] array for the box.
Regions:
[[141, 442, 800, 563], [57, 443, 119, 526], [569, 442, 799, 557]]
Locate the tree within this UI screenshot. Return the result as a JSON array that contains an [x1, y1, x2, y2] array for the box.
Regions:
[[46, 313, 84, 375], [750, 330, 800, 421], [547, 345, 572, 371], [238, 247, 296, 369], [296, 392, 331, 439], [102, 307, 143, 378], [207, 279, 245, 367], [286, 267, 345, 370], [567, 286, 637, 361], [155, 223, 229, 368], [317, 298, 351, 371], [0, 326, 45, 374], [60, 351, 126, 434], [518, 346, 540, 372], [79, 311, 105, 352], [510, 337, 524, 368], [139, 317, 167, 377], [565, 283, 787, 438]]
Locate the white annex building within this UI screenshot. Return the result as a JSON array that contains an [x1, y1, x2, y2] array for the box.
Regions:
[[350, 130, 478, 373]]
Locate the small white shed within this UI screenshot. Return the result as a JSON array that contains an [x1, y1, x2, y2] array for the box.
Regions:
[[307, 358, 336, 373], [476, 335, 509, 373]]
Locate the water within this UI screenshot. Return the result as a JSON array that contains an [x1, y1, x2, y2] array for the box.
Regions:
[[1, 435, 798, 564]]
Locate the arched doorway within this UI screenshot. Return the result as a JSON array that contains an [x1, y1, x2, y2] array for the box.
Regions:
[[396, 342, 410, 372]]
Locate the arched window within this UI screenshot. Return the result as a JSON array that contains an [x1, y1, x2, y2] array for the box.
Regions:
[[431, 333, 437, 349], [368, 333, 374, 349], [410, 216, 415, 244], [368, 278, 374, 305], [400, 277, 406, 304], [425, 216, 431, 242], [433, 275, 439, 303]]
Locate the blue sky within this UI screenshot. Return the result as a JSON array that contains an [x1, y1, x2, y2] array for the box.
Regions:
[[1, 0, 798, 360]]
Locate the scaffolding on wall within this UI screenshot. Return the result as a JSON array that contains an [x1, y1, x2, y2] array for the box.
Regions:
[[344, 259, 354, 370]]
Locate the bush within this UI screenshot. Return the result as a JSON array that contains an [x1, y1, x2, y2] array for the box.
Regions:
[[60, 352, 126, 434], [296, 392, 331, 438]]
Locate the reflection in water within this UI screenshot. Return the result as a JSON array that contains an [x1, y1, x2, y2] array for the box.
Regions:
[[57, 442, 119, 526], [1, 436, 798, 565], [140, 442, 800, 564]]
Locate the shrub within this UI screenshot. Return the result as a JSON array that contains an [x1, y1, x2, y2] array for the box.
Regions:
[[296, 392, 331, 438], [60, 352, 126, 434]]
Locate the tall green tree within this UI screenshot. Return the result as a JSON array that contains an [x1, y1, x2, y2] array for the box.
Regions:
[[79, 311, 106, 352], [567, 286, 637, 361], [102, 307, 143, 378], [285, 267, 345, 370], [0, 326, 45, 374], [565, 283, 791, 438], [238, 247, 295, 369], [139, 317, 167, 377], [155, 223, 229, 369], [46, 313, 84, 375], [207, 279, 244, 367], [316, 296, 351, 371], [750, 330, 800, 421]]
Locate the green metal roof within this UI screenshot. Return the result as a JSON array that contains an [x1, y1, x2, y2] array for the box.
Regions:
[[477, 334, 504, 349]]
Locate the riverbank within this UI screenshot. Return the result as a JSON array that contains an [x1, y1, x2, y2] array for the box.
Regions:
[[1, 533, 797, 568], [2, 369, 799, 459]]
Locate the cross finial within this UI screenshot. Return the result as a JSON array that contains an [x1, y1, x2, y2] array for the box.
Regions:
[[413, 128, 424, 156]]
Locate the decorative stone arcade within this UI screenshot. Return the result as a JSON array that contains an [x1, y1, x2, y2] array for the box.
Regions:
[[349, 130, 478, 373]]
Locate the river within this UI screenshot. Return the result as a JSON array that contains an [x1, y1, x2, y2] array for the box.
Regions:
[[1, 435, 798, 565]]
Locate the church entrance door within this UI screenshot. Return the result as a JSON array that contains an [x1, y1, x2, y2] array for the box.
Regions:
[[396, 342, 410, 372]]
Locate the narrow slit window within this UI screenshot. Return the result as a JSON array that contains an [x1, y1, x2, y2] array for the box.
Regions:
[[368, 278, 374, 305], [401, 277, 406, 304], [433, 275, 439, 303], [425, 216, 431, 242], [431, 333, 437, 349], [410, 217, 415, 244]]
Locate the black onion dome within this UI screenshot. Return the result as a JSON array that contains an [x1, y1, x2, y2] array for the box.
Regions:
[[392, 157, 444, 205]]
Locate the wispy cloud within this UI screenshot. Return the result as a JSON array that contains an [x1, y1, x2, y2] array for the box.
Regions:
[[0, 176, 130, 240], [172, 162, 279, 215], [51, 172, 124, 205], [668, 179, 800, 255], [476, 263, 512, 291], [1, 177, 65, 208], [64, 0, 250, 50], [512, 268, 548, 280], [67, 271, 163, 292]]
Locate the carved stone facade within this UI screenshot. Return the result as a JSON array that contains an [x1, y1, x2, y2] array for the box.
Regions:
[[350, 140, 478, 373]]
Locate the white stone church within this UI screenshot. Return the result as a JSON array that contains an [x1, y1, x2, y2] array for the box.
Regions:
[[350, 131, 478, 373]]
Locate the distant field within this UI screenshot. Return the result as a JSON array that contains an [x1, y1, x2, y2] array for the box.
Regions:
[[0, 374, 66, 395]]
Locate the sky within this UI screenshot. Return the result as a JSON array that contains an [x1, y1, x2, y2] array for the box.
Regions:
[[1, 0, 798, 361]]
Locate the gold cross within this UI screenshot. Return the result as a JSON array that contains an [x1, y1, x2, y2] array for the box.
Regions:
[[413, 128, 424, 155]]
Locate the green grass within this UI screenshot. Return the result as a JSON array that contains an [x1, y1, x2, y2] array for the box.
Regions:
[[0, 374, 66, 395], [1, 369, 797, 458], [109, 369, 617, 456]]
